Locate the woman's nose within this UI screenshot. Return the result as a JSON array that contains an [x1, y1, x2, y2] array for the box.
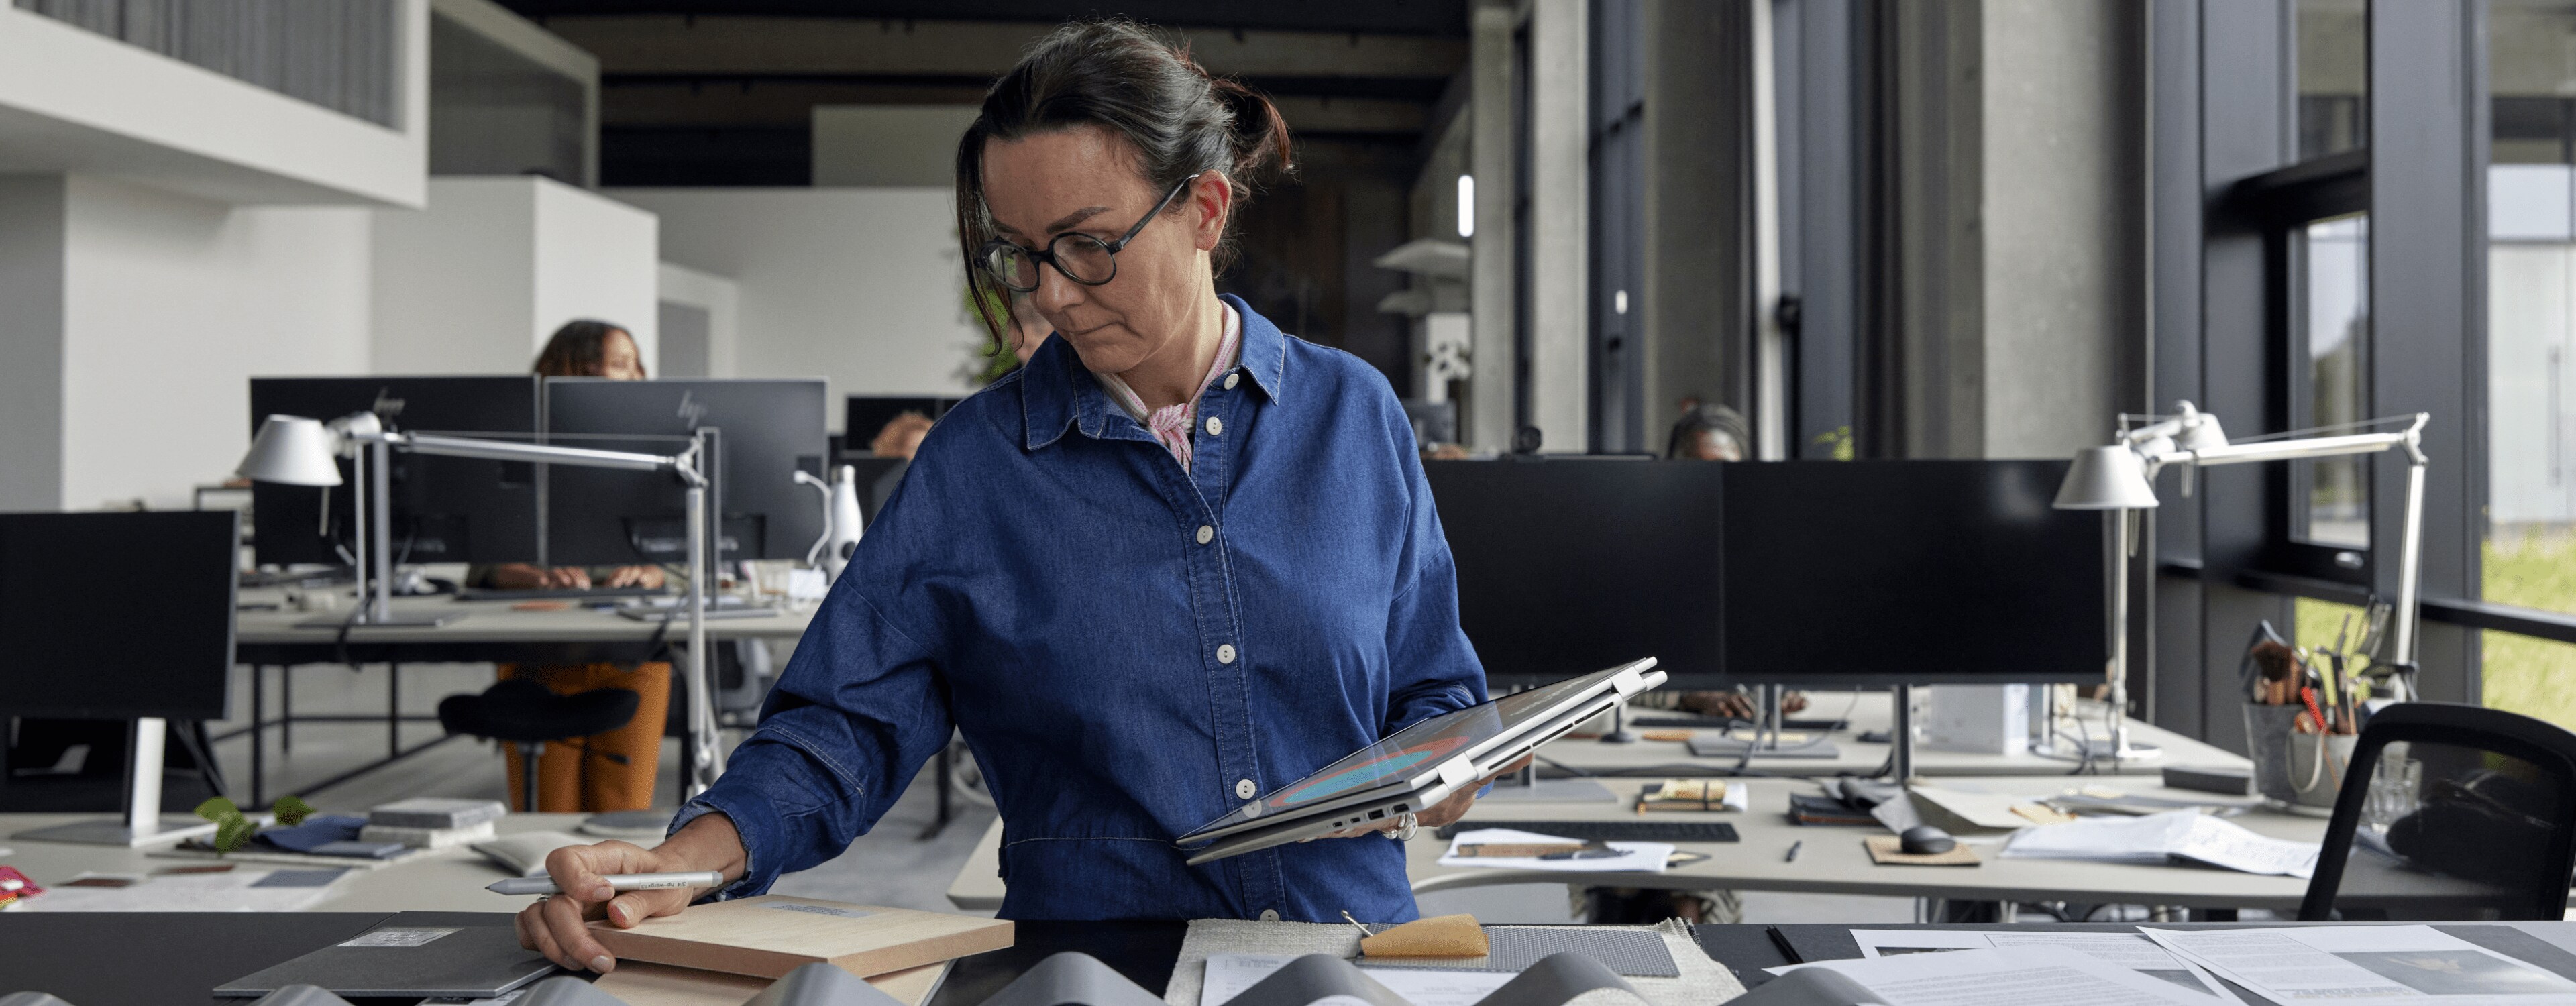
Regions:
[[1034, 264, 1084, 315]]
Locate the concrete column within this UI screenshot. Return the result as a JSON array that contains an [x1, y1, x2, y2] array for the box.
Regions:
[[1640, 0, 1754, 445], [1526, 0, 1589, 452], [1467, 2, 1517, 452], [0, 176, 66, 510]]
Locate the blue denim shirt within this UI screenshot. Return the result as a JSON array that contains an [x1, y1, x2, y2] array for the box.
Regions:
[[678, 296, 1487, 922]]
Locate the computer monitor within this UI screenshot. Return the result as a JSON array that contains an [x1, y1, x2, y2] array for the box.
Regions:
[[1719, 459, 2103, 687], [1426, 457, 2106, 691], [1426, 456, 1725, 687], [545, 378, 829, 566], [845, 395, 958, 453], [0, 511, 237, 720], [247, 376, 542, 566]]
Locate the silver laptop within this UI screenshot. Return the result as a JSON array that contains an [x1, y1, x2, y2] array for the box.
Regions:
[[1174, 657, 1665, 864]]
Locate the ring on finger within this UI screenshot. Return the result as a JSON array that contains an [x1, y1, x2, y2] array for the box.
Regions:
[[1386, 811, 1419, 842]]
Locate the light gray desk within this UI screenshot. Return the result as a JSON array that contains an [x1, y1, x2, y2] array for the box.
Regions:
[[1542, 692, 2248, 779], [946, 775, 2320, 914], [0, 812, 605, 913], [228, 589, 817, 805]]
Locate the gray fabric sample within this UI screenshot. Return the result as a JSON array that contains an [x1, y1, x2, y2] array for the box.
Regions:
[[1364, 928, 1680, 977], [743, 962, 907, 1006], [1221, 956, 1410, 1006], [517, 975, 634, 1006], [983, 952, 1171, 1006], [1161, 919, 1743, 1006], [1474, 954, 1642, 1006]]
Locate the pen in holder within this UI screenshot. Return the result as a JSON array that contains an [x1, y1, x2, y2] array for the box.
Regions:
[[2240, 621, 2362, 814]]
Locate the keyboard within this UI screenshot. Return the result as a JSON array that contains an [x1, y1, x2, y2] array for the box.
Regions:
[[456, 585, 669, 602], [1432, 820, 1740, 843]]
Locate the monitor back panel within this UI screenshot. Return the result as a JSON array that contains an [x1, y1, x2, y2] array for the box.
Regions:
[[1425, 457, 1725, 687], [1720, 459, 2104, 685], [0, 511, 237, 719], [247, 376, 541, 565], [546, 379, 828, 565]]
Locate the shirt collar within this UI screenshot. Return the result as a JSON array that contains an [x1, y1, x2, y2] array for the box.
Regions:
[[1021, 294, 1287, 451]]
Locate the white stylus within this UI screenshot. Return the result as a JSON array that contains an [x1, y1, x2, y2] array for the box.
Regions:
[[486, 871, 724, 896]]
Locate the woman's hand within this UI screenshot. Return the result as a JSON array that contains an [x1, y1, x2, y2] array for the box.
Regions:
[[602, 565, 665, 589], [488, 564, 593, 590], [515, 813, 746, 974]]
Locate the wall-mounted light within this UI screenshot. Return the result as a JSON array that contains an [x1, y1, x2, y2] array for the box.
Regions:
[[1456, 174, 1475, 239]]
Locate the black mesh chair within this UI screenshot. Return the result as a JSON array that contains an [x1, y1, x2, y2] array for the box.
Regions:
[[2300, 702, 2576, 921], [437, 679, 641, 814]]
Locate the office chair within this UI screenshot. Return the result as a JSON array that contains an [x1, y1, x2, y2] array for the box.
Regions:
[[2299, 702, 2576, 921], [437, 679, 641, 814]]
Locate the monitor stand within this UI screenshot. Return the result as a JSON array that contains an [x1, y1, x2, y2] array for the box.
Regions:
[[2028, 685, 2161, 763], [12, 718, 221, 847]]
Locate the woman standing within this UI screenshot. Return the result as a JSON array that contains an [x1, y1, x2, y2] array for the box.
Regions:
[[520, 21, 1496, 972]]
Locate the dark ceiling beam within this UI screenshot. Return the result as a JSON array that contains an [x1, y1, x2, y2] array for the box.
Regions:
[[600, 73, 1452, 102], [602, 79, 1430, 133], [500, 1, 1470, 37], [540, 16, 1468, 80]]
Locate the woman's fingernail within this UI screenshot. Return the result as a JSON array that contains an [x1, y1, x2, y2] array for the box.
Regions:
[[592, 885, 615, 901], [590, 955, 616, 974]]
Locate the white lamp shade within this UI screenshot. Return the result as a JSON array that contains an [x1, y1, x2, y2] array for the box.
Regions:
[[2054, 445, 2159, 510], [2178, 412, 2229, 453], [237, 415, 343, 486]]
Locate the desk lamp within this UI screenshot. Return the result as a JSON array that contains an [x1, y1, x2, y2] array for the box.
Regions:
[[238, 413, 730, 797], [2051, 401, 2428, 762]]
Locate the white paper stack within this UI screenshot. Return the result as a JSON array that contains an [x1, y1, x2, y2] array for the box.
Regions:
[[363, 799, 507, 850], [1998, 809, 2318, 877]]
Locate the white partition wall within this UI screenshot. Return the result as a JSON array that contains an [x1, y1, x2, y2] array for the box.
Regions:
[[371, 176, 659, 374], [610, 187, 983, 433]]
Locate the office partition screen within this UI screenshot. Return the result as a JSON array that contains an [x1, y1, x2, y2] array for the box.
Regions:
[[1426, 457, 1726, 687], [0, 511, 237, 720], [545, 378, 828, 565], [1721, 459, 2104, 686], [247, 376, 543, 566]]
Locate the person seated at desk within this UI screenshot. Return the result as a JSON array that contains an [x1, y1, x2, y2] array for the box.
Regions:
[[466, 319, 677, 814], [518, 21, 1523, 974]]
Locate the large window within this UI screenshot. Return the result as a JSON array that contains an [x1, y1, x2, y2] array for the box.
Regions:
[[2485, 0, 2576, 724], [2294, 213, 2372, 551]]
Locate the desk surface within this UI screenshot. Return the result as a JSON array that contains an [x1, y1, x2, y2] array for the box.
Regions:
[[1546, 692, 2247, 778], [237, 590, 818, 647], [1, 812, 601, 914], [947, 775, 2324, 913]]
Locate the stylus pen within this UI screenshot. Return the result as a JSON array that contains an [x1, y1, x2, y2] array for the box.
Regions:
[[486, 871, 724, 896], [1784, 841, 1802, 862]]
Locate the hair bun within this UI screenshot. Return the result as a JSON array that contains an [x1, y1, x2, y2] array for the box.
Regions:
[[1207, 76, 1293, 183]]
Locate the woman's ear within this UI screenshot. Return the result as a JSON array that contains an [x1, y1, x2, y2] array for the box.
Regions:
[[1187, 171, 1232, 253]]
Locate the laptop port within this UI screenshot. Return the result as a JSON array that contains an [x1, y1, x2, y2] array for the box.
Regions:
[[1368, 809, 1385, 820]]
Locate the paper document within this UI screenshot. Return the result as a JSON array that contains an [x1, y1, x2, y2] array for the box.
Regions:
[[2145, 926, 2576, 1005], [1201, 953, 1514, 1006], [1848, 930, 2229, 999], [1772, 946, 2223, 1006], [1436, 828, 1672, 875], [19, 867, 337, 911], [1999, 809, 2318, 878]]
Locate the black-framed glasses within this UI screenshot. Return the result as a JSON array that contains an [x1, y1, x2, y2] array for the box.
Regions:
[[978, 172, 1199, 293]]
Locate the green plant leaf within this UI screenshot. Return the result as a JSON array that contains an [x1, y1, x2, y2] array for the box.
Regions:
[[213, 815, 257, 854], [272, 795, 315, 827], [194, 797, 239, 823]]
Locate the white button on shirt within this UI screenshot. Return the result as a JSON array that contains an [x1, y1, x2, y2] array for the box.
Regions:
[[1258, 909, 1281, 922], [1224, 372, 1240, 390], [1197, 524, 1214, 545], [1205, 416, 1224, 437], [1236, 778, 1258, 799], [1218, 644, 1236, 664]]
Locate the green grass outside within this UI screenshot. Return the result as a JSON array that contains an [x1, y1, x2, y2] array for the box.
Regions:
[[2294, 534, 2576, 730]]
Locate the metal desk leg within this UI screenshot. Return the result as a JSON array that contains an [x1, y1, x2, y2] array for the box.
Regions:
[[249, 664, 265, 808], [280, 665, 292, 754], [388, 662, 402, 758]]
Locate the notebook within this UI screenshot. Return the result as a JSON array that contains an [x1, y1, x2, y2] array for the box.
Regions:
[[587, 896, 1014, 980], [213, 924, 557, 999]]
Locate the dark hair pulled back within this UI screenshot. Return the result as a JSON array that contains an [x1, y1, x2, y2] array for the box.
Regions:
[[533, 319, 641, 378], [956, 19, 1293, 345]]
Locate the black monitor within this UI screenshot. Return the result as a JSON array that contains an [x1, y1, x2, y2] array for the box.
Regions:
[[0, 511, 237, 720], [1426, 457, 2105, 690], [844, 396, 958, 453], [1426, 457, 1725, 686], [1719, 459, 2103, 687], [545, 378, 829, 566], [247, 376, 542, 565]]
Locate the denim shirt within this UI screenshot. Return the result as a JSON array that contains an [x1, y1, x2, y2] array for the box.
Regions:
[[676, 296, 1488, 922]]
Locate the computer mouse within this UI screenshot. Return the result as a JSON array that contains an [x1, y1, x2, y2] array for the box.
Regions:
[[1899, 825, 1956, 856]]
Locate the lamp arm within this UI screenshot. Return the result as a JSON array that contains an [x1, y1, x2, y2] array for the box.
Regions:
[[382, 431, 684, 473], [2165, 431, 2410, 467]]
